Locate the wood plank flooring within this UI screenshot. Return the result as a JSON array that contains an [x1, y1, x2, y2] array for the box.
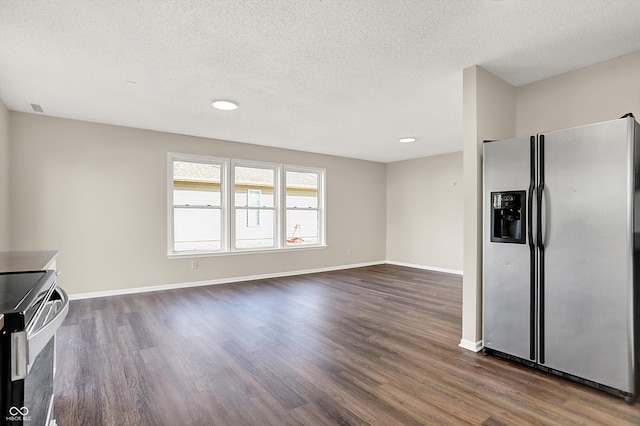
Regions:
[[53, 264, 640, 425]]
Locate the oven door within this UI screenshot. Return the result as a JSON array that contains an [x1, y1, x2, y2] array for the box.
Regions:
[[12, 287, 69, 380], [9, 287, 68, 425]]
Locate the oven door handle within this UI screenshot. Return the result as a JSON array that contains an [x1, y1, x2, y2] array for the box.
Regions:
[[11, 287, 69, 381]]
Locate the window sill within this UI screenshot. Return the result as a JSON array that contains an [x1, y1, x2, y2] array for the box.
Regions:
[[167, 244, 328, 259]]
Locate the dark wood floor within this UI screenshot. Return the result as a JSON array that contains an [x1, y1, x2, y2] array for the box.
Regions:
[[53, 264, 640, 425]]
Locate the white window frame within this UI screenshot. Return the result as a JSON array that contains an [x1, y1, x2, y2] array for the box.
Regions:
[[168, 153, 326, 257], [283, 165, 326, 248], [231, 159, 281, 251], [168, 152, 229, 255]]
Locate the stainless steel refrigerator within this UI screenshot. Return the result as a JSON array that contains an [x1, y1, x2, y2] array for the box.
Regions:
[[482, 116, 640, 400]]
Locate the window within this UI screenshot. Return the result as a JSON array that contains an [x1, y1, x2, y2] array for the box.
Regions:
[[285, 168, 323, 246], [233, 162, 278, 249], [168, 153, 325, 256], [170, 156, 226, 253]]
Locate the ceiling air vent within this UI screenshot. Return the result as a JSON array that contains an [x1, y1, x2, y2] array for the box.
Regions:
[[30, 104, 43, 113]]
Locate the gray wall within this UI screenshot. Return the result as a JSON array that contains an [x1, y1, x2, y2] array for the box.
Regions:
[[9, 113, 387, 295], [0, 100, 9, 250], [386, 152, 463, 272], [517, 50, 640, 135]]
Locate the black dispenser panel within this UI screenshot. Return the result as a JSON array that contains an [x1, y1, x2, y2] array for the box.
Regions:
[[491, 191, 526, 244]]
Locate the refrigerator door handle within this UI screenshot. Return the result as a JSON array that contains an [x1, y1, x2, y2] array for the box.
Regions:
[[528, 136, 536, 250], [537, 134, 546, 364], [536, 136, 545, 251], [528, 136, 536, 360]]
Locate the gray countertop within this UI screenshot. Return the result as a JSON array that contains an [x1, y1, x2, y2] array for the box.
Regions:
[[0, 250, 59, 273]]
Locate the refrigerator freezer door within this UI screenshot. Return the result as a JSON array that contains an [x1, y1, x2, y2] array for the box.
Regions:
[[542, 118, 635, 394], [483, 136, 534, 360]]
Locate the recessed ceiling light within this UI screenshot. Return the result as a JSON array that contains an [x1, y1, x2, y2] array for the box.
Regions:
[[398, 137, 416, 143], [211, 100, 238, 111]]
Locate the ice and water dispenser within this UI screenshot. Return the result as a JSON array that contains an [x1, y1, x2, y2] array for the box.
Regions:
[[490, 191, 526, 244]]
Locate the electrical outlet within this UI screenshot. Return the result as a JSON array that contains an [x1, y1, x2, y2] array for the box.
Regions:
[[191, 260, 198, 269], [347, 249, 352, 256]]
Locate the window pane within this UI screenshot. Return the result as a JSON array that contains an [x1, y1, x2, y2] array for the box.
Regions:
[[246, 190, 261, 226], [235, 209, 274, 248], [235, 166, 274, 207], [286, 171, 318, 208], [174, 189, 221, 206], [174, 208, 221, 251], [286, 210, 319, 245], [173, 161, 221, 206]]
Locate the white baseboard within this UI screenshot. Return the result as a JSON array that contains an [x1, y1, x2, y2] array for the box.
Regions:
[[69, 259, 463, 300], [69, 260, 386, 300], [386, 260, 463, 275], [459, 339, 484, 352]]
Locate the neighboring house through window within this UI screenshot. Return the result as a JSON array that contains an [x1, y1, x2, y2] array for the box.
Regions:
[[247, 189, 262, 227]]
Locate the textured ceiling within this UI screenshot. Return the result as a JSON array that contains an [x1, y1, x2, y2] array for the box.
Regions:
[[1, 1, 640, 163]]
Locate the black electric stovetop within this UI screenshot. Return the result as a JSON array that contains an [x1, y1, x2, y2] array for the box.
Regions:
[[0, 271, 55, 327]]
